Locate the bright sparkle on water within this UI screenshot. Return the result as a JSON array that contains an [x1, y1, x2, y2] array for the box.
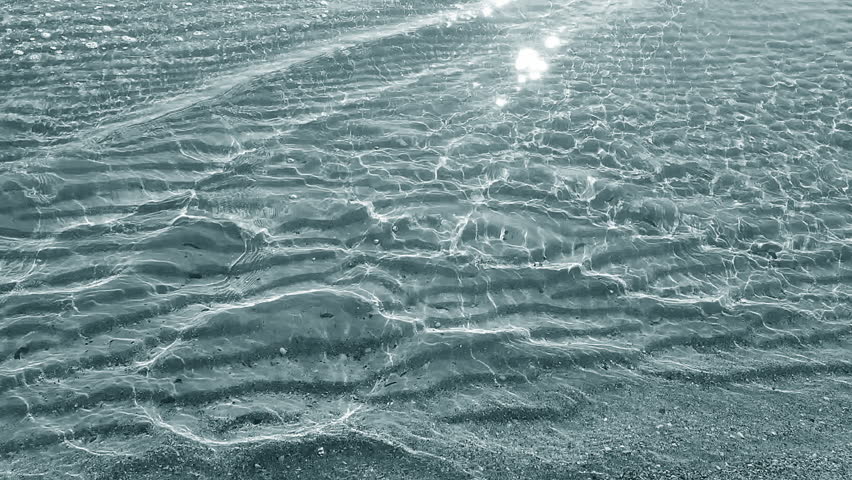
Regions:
[[544, 35, 561, 49], [515, 47, 548, 82], [495, 95, 508, 107]]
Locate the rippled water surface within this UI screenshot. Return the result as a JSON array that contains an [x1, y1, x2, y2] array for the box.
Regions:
[[1, 0, 851, 478]]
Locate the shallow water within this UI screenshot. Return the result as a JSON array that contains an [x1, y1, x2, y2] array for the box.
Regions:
[[1, 0, 851, 478]]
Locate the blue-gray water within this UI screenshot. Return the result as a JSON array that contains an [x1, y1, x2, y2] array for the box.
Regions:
[[1, 0, 851, 478]]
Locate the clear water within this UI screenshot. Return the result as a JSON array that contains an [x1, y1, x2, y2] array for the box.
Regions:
[[1, 0, 851, 478]]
